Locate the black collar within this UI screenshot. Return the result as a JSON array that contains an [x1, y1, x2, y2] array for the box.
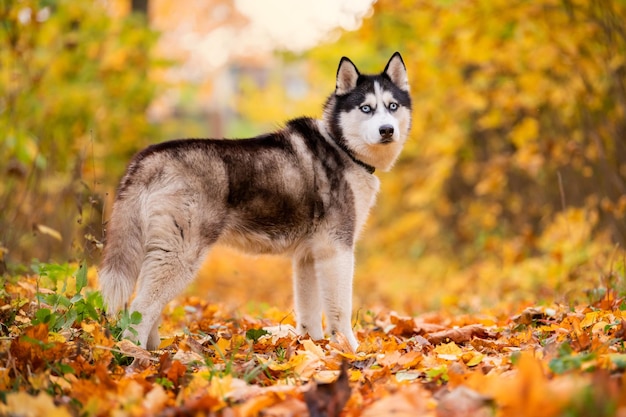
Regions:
[[332, 138, 376, 174]]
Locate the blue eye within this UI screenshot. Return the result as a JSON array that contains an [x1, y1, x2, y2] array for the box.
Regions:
[[389, 102, 398, 111], [360, 105, 372, 114]]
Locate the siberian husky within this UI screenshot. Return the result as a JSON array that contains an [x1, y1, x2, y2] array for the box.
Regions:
[[99, 52, 412, 351]]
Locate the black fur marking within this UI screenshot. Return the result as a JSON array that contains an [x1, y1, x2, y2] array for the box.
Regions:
[[200, 221, 224, 246], [113, 117, 358, 247], [219, 132, 312, 239], [173, 219, 184, 239], [288, 118, 356, 245], [333, 138, 376, 174]]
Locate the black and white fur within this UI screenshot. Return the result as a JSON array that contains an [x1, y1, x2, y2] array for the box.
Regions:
[[99, 52, 412, 351]]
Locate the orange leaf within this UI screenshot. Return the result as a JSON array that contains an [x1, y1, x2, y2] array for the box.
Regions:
[[428, 325, 496, 345], [362, 384, 431, 417]]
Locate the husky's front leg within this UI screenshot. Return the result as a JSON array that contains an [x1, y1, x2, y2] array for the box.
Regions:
[[315, 247, 358, 350], [293, 252, 324, 340]]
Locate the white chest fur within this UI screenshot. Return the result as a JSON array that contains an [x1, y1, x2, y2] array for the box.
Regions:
[[346, 169, 380, 242]]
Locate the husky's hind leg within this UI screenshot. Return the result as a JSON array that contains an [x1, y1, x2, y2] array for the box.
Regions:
[[293, 250, 323, 340], [147, 317, 162, 350], [127, 212, 217, 350], [128, 247, 210, 349]]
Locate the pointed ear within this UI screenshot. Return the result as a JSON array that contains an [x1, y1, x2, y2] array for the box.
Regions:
[[335, 57, 360, 95], [384, 52, 409, 91]]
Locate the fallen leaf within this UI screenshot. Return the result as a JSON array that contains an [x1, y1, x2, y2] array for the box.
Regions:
[[362, 384, 432, 417], [395, 371, 422, 382], [378, 350, 423, 370], [144, 385, 169, 414], [434, 342, 464, 360], [117, 339, 155, 369], [463, 351, 485, 367], [436, 386, 493, 417], [259, 397, 308, 417], [10, 324, 67, 373], [261, 324, 298, 343], [0, 391, 72, 417], [177, 392, 223, 415], [428, 324, 496, 345], [512, 307, 557, 326], [158, 352, 187, 387], [301, 338, 327, 359], [304, 360, 351, 417], [35, 224, 63, 241]]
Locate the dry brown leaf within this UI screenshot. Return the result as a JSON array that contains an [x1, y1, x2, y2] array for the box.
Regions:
[[414, 321, 448, 334], [387, 313, 420, 336], [386, 313, 447, 336], [257, 397, 308, 417], [304, 360, 351, 417], [181, 334, 213, 355], [116, 339, 155, 369], [176, 392, 223, 415], [470, 337, 503, 354], [511, 307, 557, 325], [362, 384, 432, 417], [435, 386, 493, 417], [378, 350, 423, 370], [428, 324, 496, 345], [158, 352, 187, 387]]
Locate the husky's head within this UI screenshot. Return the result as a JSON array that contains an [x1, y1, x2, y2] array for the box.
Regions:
[[323, 52, 412, 172]]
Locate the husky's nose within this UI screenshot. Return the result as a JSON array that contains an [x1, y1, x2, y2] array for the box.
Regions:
[[379, 124, 394, 143]]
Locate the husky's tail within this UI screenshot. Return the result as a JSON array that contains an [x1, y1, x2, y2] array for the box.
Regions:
[[98, 198, 144, 314]]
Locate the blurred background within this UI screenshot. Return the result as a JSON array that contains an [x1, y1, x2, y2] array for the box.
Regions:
[[2, 0, 625, 314]]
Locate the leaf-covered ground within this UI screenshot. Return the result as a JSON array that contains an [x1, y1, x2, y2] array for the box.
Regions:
[[1, 263, 626, 417]]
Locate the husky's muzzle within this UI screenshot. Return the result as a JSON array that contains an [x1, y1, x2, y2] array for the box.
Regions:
[[379, 124, 394, 143]]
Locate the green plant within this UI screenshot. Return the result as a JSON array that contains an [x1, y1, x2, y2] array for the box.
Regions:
[[202, 338, 268, 385], [109, 309, 142, 340], [549, 343, 597, 375], [32, 261, 102, 332], [245, 328, 269, 343], [155, 377, 174, 390], [425, 365, 449, 384], [275, 346, 287, 363], [30, 261, 144, 343]]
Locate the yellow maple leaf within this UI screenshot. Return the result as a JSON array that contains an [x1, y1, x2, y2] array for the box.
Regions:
[[300, 338, 326, 359], [434, 342, 463, 360], [0, 392, 71, 417], [266, 351, 322, 380]]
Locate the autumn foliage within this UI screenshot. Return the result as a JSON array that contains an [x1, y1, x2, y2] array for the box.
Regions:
[[2, 0, 626, 415], [1, 265, 626, 416]]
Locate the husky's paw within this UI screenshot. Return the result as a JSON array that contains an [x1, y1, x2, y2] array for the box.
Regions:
[[296, 323, 324, 341], [346, 332, 359, 352], [332, 330, 359, 352]]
